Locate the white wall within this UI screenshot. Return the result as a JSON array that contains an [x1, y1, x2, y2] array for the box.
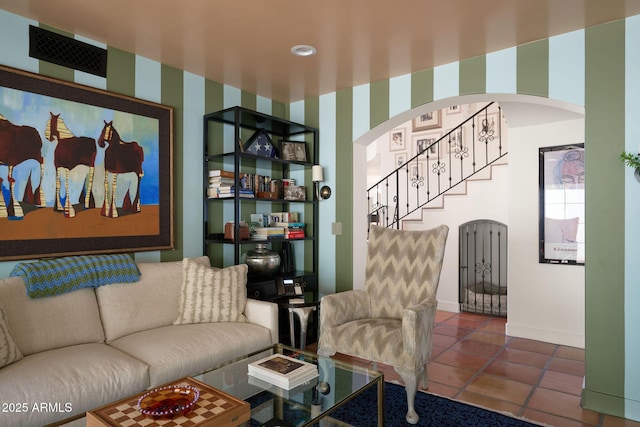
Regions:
[[507, 118, 585, 348]]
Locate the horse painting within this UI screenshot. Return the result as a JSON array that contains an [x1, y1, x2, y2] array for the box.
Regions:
[[97, 120, 144, 218], [45, 113, 98, 218], [0, 113, 46, 220]]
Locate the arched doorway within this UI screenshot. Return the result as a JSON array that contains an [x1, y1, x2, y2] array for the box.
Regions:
[[354, 94, 585, 346]]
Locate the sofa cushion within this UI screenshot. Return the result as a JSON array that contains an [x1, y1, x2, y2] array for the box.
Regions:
[[0, 276, 105, 355], [174, 259, 248, 325], [96, 256, 211, 343], [110, 322, 273, 387], [0, 305, 22, 368], [0, 343, 149, 427]]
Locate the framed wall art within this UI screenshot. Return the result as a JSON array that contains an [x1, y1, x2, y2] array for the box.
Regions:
[[394, 152, 407, 168], [447, 105, 461, 115], [476, 112, 499, 144], [409, 162, 424, 182], [447, 127, 465, 154], [389, 127, 406, 152], [413, 133, 440, 159], [539, 143, 585, 265], [412, 111, 441, 131], [0, 64, 174, 260]]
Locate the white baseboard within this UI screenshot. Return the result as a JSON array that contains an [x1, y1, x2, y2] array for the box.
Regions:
[[437, 301, 460, 313], [506, 322, 584, 349]]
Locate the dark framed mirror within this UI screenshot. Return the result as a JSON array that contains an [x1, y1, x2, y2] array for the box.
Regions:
[[539, 143, 585, 265]]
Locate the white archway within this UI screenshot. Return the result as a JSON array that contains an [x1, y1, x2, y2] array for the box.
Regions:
[[352, 93, 586, 347]]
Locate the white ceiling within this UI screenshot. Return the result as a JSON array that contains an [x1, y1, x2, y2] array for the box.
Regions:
[[1, 0, 639, 103]]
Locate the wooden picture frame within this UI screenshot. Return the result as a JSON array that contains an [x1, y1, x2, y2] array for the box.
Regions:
[[412, 111, 441, 131], [281, 141, 307, 162], [0, 64, 173, 260], [283, 185, 306, 201]]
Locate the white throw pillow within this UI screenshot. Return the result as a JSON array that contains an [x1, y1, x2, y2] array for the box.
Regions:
[[174, 258, 248, 325], [0, 305, 23, 368]]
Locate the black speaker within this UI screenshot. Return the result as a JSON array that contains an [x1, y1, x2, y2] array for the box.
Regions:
[[280, 241, 296, 276]]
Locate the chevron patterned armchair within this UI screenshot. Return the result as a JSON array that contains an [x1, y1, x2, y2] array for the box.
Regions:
[[318, 224, 449, 424]]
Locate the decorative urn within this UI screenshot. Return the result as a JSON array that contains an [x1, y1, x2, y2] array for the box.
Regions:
[[242, 243, 281, 278]]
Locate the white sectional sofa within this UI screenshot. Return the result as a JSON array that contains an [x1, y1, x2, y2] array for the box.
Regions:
[[0, 256, 279, 427]]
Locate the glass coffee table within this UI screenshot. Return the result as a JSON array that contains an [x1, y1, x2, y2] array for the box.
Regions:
[[192, 343, 384, 427]]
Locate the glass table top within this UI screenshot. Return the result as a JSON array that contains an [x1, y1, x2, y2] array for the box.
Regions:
[[192, 343, 384, 427]]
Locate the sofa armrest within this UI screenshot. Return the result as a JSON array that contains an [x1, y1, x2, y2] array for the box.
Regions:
[[402, 296, 438, 368], [244, 299, 279, 344]]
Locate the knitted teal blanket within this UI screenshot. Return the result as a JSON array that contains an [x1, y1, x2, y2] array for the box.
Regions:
[[10, 254, 141, 298]]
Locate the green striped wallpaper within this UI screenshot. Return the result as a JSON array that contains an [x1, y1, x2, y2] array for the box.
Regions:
[[516, 39, 550, 97], [335, 88, 354, 293], [583, 19, 626, 415]]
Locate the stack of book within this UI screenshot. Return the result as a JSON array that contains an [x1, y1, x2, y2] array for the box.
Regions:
[[276, 222, 306, 239], [208, 170, 254, 198], [248, 353, 319, 390], [252, 227, 285, 240]]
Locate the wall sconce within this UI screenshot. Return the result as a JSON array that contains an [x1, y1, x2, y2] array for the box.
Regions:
[[312, 165, 332, 201]]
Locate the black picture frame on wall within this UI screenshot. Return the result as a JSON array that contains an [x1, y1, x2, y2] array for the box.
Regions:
[[539, 143, 585, 265], [0, 64, 174, 260]]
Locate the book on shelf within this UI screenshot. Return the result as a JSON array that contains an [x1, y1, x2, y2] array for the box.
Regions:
[[275, 222, 305, 228], [209, 177, 235, 186], [274, 222, 305, 239], [215, 186, 240, 193], [239, 173, 286, 198], [208, 169, 235, 178], [248, 353, 319, 390], [286, 230, 305, 239], [252, 227, 285, 239], [208, 188, 255, 198]]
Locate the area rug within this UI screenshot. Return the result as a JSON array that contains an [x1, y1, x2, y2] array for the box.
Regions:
[[328, 382, 541, 426], [249, 382, 542, 426]]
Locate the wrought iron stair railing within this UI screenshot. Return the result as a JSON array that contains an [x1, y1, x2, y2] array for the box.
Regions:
[[367, 103, 507, 232]]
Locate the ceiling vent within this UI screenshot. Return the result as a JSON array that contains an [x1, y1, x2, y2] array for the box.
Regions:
[[29, 25, 107, 77]]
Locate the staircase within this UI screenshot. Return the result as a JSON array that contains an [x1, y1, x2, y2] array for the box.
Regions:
[[367, 103, 507, 232]]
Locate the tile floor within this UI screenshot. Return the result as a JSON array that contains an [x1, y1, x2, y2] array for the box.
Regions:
[[310, 310, 640, 427]]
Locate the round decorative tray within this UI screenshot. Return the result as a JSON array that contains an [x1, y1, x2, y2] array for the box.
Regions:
[[137, 384, 200, 419]]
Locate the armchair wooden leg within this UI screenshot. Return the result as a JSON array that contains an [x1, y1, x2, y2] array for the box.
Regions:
[[395, 366, 423, 425], [422, 363, 429, 389]]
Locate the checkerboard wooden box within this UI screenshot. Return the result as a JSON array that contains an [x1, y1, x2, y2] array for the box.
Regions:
[[86, 377, 250, 427]]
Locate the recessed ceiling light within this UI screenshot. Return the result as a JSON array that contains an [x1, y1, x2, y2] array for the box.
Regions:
[[291, 45, 317, 57]]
